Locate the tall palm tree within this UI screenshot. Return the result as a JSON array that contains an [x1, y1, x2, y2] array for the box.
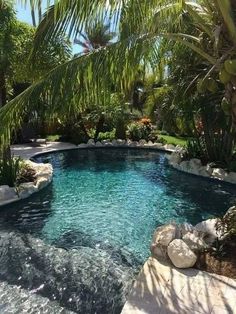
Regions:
[[74, 20, 116, 54], [1, 0, 236, 148]]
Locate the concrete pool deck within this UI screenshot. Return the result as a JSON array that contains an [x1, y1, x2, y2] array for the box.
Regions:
[[11, 142, 77, 159], [121, 257, 236, 314]]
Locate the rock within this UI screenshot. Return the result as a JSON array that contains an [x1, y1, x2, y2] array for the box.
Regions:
[[152, 224, 178, 247], [129, 141, 138, 147], [150, 243, 167, 260], [117, 139, 126, 146], [0, 185, 18, 203], [168, 152, 182, 166], [195, 218, 222, 244], [225, 171, 236, 184], [36, 177, 50, 190], [179, 223, 195, 237], [153, 142, 164, 148], [112, 139, 118, 146], [206, 164, 213, 175], [164, 144, 175, 150], [87, 139, 95, 146], [167, 239, 197, 268], [212, 168, 227, 180], [147, 140, 154, 146], [182, 232, 208, 252], [95, 141, 103, 147], [224, 205, 236, 218], [139, 139, 147, 146], [78, 143, 88, 148], [18, 182, 38, 199]]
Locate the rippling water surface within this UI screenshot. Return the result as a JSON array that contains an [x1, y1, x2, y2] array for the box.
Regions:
[[0, 148, 236, 313]]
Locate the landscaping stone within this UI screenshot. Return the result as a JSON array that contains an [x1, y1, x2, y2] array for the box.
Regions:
[[87, 139, 95, 146], [112, 139, 118, 146], [212, 168, 227, 180], [164, 144, 176, 150], [117, 139, 126, 146], [167, 239, 197, 268], [0, 185, 18, 203], [18, 182, 38, 199], [195, 218, 221, 244], [179, 222, 195, 237], [168, 151, 182, 166], [147, 140, 154, 146], [182, 232, 208, 252], [95, 141, 103, 147], [139, 139, 147, 146], [152, 224, 178, 247], [36, 177, 50, 190]]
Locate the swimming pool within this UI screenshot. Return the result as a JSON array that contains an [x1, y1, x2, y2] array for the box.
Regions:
[[0, 148, 235, 313]]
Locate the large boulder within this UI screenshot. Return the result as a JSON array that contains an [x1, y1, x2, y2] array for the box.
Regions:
[[151, 224, 178, 260], [167, 239, 197, 268], [195, 218, 222, 244]]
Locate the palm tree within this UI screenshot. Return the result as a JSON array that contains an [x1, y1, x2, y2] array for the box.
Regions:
[[1, 0, 236, 152], [74, 20, 116, 55]]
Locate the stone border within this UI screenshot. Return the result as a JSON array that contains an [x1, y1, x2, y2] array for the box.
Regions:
[[0, 161, 53, 207], [2, 138, 235, 207], [0, 140, 175, 208], [168, 151, 236, 185]]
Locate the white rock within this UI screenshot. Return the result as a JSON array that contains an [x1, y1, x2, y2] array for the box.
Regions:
[[153, 142, 164, 148], [167, 239, 197, 268], [18, 182, 38, 199], [164, 144, 175, 150], [0, 185, 18, 202], [139, 139, 147, 146], [147, 141, 154, 146], [195, 218, 222, 244], [95, 141, 103, 147], [152, 224, 178, 247], [117, 139, 126, 146], [212, 168, 227, 180], [206, 164, 213, 175], [182, 232, 208, 252], [150, 243, 167, 260], [36, 177, 50, 190]]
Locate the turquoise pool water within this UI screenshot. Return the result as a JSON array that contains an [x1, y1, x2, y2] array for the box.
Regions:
[[0, 148, 235, 313]]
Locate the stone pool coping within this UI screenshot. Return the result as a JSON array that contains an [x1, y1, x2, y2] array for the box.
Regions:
[[121, 257, 236, 314]]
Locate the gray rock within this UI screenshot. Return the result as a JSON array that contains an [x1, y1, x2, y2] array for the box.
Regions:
[[152, 224, 178, 247], [87, 139, 95, 146], [95, 141, 103, 147], [167, 239, 197, 268], [0, 185, 18, 203], [195, 218, 222, 244]]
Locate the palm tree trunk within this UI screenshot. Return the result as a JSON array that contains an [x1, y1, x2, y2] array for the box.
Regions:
[[30, 0, 37, 27], [38, 0, 42, 24]]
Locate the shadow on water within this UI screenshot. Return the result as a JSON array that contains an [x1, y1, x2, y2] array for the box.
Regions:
[[0, 230, 136, 314]]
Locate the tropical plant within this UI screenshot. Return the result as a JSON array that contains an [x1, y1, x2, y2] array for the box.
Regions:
[[0, 156, 21, 187], [1, 0, 236, 160], [74, 20, 116, 54]]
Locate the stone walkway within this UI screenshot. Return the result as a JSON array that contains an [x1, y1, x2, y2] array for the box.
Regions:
[[122, 257, 236, 314], [11, 142, 77, 159]]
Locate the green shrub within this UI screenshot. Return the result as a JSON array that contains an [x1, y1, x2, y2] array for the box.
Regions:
[[97, 129, 116, 141]]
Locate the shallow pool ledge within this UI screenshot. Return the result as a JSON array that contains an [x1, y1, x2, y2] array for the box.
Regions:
[[121, 257, 236, 314]]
